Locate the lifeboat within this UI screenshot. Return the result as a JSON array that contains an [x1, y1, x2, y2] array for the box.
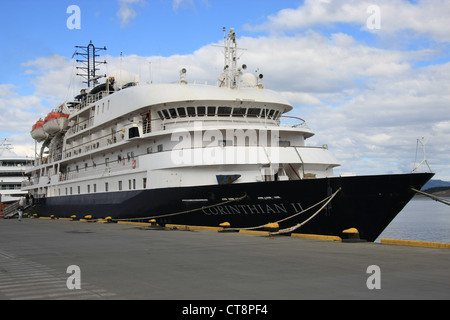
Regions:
[[42, 112, 69, 135], [30, 119, 48, 142]]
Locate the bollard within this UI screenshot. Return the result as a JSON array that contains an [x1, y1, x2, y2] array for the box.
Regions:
[[342, 228, 365, 242], [218, 222, 238, 233], [105, 216, 116, 223], [263, 223, 279, 232]]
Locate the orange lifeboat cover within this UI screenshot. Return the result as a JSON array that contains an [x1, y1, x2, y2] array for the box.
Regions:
[[44, 112, 68, 122], [32, 120, 44, 131]]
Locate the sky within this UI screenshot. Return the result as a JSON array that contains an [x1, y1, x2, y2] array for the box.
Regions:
[[0, 0, 449, 180]]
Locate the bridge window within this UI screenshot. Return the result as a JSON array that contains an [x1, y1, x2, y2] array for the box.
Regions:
[[169, 108, 177, 118], [157, 106, 282, 121], [247, 108, 261, 117], [232, 107, 246, 117], [177, 107, 186, 117], [197, 106, 206, 116], [207, 106, 216, 116], [273, 110, 280, 119], [218, 106, 231, 117], [187, 106, 196, 117]]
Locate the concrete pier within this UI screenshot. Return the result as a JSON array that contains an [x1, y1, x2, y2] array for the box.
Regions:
[[0, 218, 448, 301]]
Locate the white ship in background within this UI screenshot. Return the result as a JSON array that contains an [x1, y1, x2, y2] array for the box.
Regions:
[[22, 29, 433, 241], [0, 139, 33, 212]]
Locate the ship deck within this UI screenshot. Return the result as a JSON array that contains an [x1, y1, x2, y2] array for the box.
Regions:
[[0, 218, 448, 303]]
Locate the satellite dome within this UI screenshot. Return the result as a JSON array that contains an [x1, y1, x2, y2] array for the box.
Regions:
[[241, 73, 257, 87], [112, 69, 137, 90]]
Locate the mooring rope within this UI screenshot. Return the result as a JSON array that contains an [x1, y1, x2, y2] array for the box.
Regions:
[[109, 193, 248, 222], [270, 187, 342, 235], [411, 188, 450, 206], [225, 187, 342, 233]]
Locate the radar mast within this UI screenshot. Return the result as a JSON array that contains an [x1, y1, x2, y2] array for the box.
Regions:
[[73, 41, 107, 87], [215, 28, 247, 89]]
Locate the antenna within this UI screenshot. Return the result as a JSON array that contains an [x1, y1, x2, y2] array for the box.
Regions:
[[74, 41, 107, 87], [0, 138, 13, 156], [412, 137, 432, 173], [213, 28, 246, 89]]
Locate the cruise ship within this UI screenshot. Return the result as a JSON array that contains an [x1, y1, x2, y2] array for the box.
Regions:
[[0, 140, 33, 216], [23, 30, 433, 241], [0, 157, 32, 203]]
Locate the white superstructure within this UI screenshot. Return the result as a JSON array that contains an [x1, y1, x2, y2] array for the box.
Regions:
[[23, 29, 340, 200], [0, 157, 33, 203]]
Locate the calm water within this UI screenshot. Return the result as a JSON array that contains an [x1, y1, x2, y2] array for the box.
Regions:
[[376, 197, 450, 243]]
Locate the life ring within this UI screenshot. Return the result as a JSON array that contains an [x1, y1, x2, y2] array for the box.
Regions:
[[132, 160, 136, 169]]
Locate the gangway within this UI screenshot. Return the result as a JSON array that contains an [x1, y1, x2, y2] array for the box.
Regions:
[[2, 201, 32, 219]]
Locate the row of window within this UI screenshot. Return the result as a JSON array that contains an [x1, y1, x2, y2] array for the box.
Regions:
[[0, 172, 30, 177], [62, 178, 147, 195], [157, 106, 281, 121], [0, 184, 22, 190], [68, 151, 136, 173], [0, 161, 31, 167]]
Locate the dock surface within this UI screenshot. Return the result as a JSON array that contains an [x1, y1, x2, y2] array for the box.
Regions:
[[0, 218, 448, 300]]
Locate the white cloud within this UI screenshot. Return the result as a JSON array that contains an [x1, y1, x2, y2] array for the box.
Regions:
[[117, 0, 145, 27], [246, 0, 450, 42], [173, 0, 186, 10], [296, 59, 450, 178], [21, 55, 83, 105], [172, 0, 206, 11], [0, 84, 44, 158]]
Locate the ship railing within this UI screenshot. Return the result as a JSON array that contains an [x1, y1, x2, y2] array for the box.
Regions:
[[33, 153, 63, 166], [66, 116, 95, 137], [74, 90, 111, 112], [59, 156, 138, 182], [158, 117, 282, 132], [279, 116, 309, 129], [158, 115, 310, 131], [21, 175, 46, 188], [21, 180, 32, 188], [63, 128, 125, 161]]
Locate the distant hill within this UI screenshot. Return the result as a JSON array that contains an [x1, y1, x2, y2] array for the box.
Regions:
[[424, 187, 450, 196], [421, 180, 450, 197], [422, 179, 450, 190]]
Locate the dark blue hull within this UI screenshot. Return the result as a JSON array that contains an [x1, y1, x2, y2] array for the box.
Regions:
[[30, 172, 433, 242]]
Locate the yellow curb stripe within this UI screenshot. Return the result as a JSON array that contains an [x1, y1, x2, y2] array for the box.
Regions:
[[291, 233, 342, 241], [239, 230, 270, 236], [381, 238, 450, 249]]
